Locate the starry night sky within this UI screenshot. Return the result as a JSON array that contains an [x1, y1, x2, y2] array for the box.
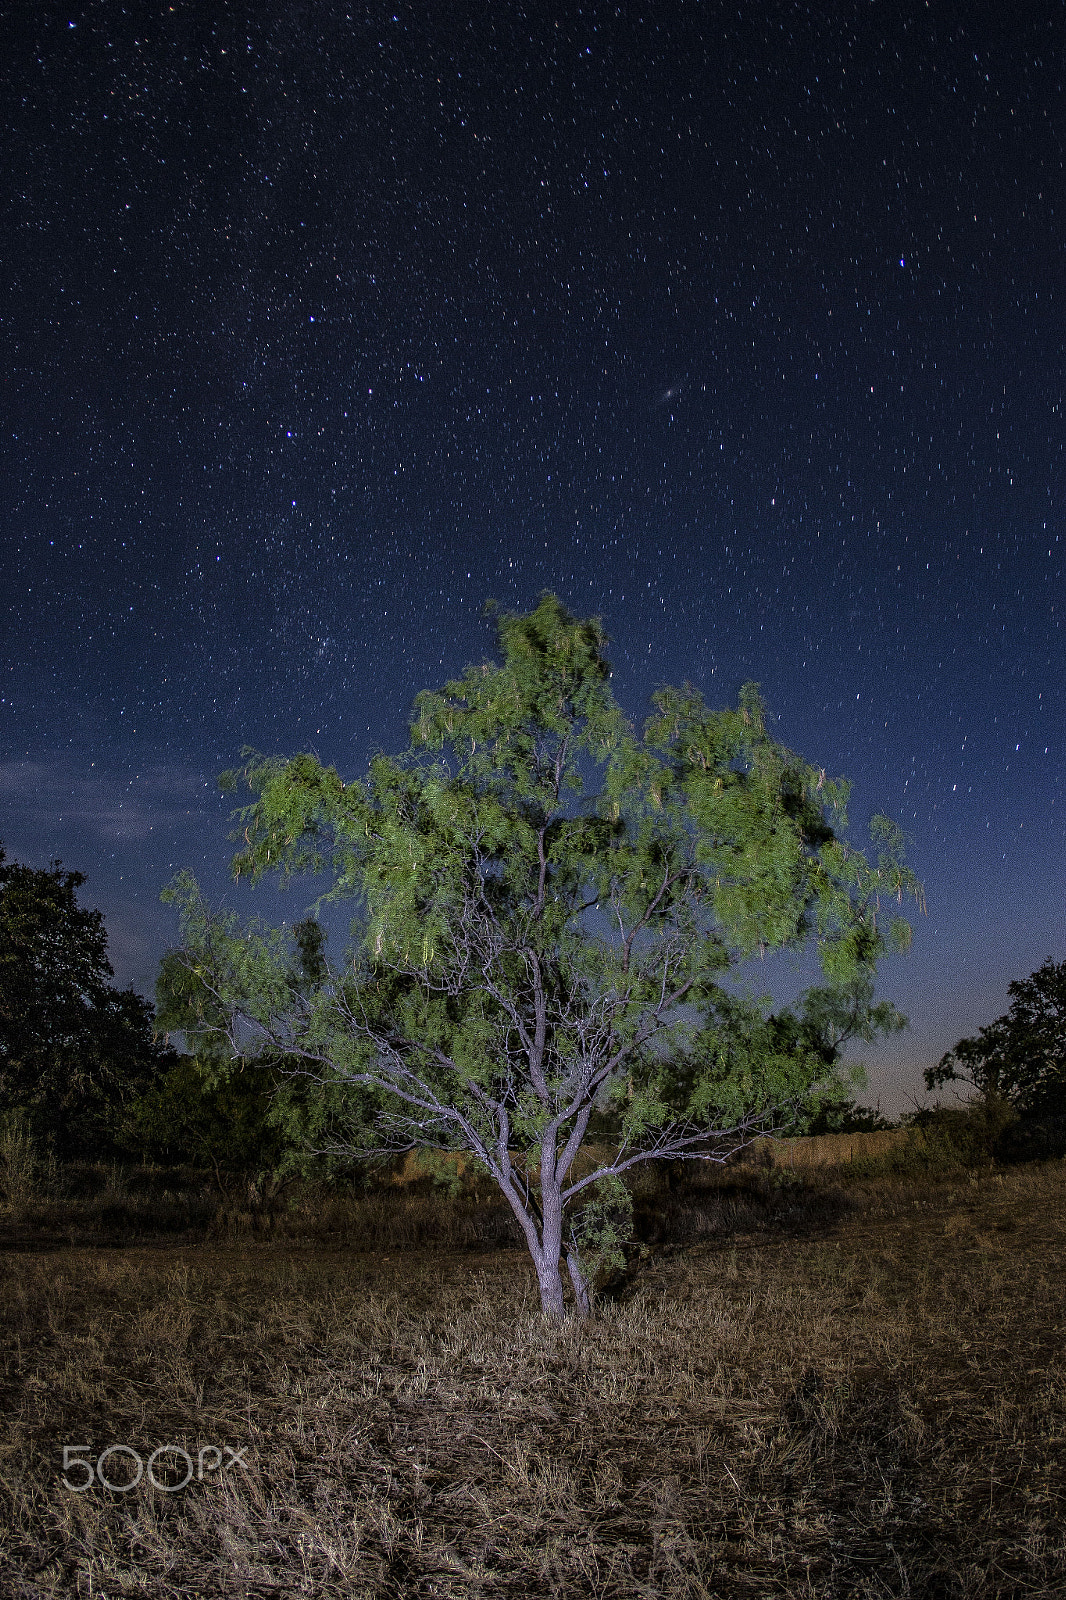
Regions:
[[2, 2, 1062, 1113]]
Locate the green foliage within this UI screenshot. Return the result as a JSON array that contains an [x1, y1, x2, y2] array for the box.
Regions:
[[567, 1172, 633, 1287], [121, 1053, 285, 1179], [926, 959, 1066, 1118], [0, 1109, 45, 1205], [0, 844, 176, 1157], [408, 1148, 473, 1199], [151, 910, 377, 1183], [160, 594, 921, 1316]]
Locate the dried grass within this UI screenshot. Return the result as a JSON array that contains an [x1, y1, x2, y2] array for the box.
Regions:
[[1, 1158, 1065, 1595], [754, 1129, 912, 1168]]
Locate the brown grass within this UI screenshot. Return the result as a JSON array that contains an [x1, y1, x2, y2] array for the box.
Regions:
[[1, 1159, 1065, 1596], [753, 1129, 912, 1168]]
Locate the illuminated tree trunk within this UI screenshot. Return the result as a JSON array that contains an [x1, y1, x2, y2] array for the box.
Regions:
[[504, 1156, 591, 1320]]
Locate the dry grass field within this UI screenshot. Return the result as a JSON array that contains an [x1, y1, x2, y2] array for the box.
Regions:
[[1, 1152, 1065, 1598], [751, 1130, 912, 1169]]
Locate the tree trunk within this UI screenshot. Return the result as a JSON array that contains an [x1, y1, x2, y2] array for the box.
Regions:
[[536, 1156, 568, 1316], [536, 1159, 591, 1320], [566, 1247, 592, 1318], [500, 1153, 591, 1320], [532, 1247, 568, 1318], [496, 1152, 592, 1324]]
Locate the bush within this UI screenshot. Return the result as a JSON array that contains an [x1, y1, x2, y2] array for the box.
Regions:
[[0, 1110, 42, 1205], [993, 1113, 1066, 1165], [805, 1096, 894, 1135], [904, 1093, 1018, 1169]]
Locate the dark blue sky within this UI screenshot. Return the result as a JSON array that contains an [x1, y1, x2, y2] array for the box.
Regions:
[[2, 2, 1062, 1113]]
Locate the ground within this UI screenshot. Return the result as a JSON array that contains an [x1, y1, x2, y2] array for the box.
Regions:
[[1, 1159, 1064, 1596]]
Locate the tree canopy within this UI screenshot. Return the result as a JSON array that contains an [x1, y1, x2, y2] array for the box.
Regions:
[[0, 845, 175, 1156], [926, 958, 1066, 1119], [160, 594, 921, 1318]]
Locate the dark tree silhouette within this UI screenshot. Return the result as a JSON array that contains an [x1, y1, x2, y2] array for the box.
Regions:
[[0, 845, 174, 1156], [927, 958, 1066, 1118]]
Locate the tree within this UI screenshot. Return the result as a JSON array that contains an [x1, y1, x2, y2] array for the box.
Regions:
[[121, 1049, 331, 1192], [926, 958, 1066, 1118], [161, 595, 921, 1319], [769, 976, 904, 1133], [0, 845, 175, 1157], [140, 919, 352, 1188], [153, 918, 369, 1185]]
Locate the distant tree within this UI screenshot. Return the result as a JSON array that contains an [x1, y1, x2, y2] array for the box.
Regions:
[[0, 845, 175, 1156], [762, 974, 905, 1132], [147, 919, 355, 1186], [926, 958, 1066, 1118], [122, 1053, 291, 1187], [805, 1095, 895, 1136], [160, 595, 921, 1319]]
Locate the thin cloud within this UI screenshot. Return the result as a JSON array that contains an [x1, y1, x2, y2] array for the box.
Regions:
[[0, 759, 217, 846]]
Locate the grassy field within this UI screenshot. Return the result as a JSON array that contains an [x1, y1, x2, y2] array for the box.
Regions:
[[1, 1154, 1065, 1598]]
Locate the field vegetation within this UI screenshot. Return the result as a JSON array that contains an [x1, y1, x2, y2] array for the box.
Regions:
[[2, 593, 1063, 1593], [1, 1116, 1064, 1599]]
